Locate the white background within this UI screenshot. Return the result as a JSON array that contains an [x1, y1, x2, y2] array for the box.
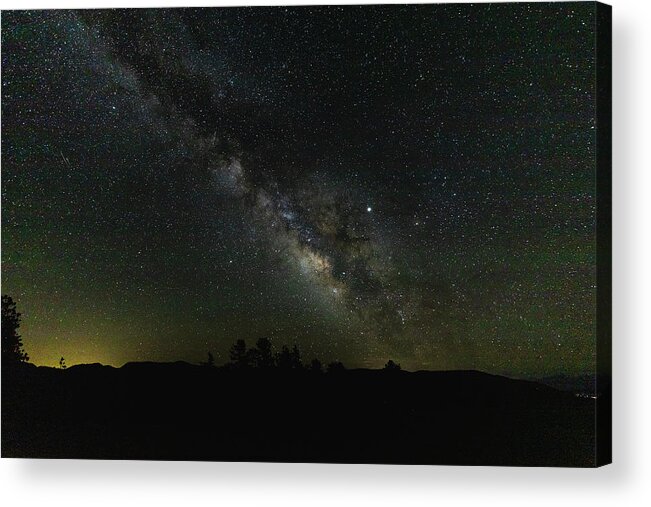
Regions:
[[1, 0, 649, 505]]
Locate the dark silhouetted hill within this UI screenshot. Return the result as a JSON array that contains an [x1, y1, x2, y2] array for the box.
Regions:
[[534, 373, 611, 397], [1, 361, 607, 466]]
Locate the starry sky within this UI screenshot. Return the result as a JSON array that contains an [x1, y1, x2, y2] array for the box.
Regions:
[[1, 4, 598, 375]]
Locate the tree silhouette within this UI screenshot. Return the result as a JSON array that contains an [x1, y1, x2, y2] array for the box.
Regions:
[[290, 344, 302, 369], [384, 359, 401, 371], [309, 358, 323, 373], [1, 295, 28, 364], [202, 351, 215, 367], [327, 361, 345, 373], [253, 337, 274, 368], [59, 357, 67, 370], [276, 345, 293, 369], [245, 347, 260, 367], [276, 344, 303, 369], [229, 339, 249, 367]]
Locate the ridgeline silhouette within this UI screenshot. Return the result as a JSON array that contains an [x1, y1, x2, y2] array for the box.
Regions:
[[1, 295, 610, 466]]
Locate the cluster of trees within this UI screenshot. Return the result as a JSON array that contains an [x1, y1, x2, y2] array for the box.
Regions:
[[205, 337, 402, 373], [223, 337, 337, 373]]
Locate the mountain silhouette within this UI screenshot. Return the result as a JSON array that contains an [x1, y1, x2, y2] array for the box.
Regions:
[[1, 361, 609, 466]]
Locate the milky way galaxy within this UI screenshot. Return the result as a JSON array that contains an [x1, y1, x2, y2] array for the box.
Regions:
[[2, 5, 599, 375]]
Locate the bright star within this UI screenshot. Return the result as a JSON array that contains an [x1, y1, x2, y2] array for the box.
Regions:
[[367, 206, 372, 212]]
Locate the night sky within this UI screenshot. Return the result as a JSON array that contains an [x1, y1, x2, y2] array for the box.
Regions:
[[1, 4, 597, 375]]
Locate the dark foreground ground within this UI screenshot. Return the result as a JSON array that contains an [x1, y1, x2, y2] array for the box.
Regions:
[[2, 362, 610, 466]]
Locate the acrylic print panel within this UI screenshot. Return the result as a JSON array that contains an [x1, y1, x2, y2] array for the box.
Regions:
[[1, 3, 611, 466]]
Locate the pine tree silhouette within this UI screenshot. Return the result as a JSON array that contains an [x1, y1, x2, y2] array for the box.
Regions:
[[384, 359, 401, 371], [229, 339, 249, 367], [309, 358, 323, 373], [1, 295, 29, 364], [277, 345, 293, 369], [254, 337, 274, 368]]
